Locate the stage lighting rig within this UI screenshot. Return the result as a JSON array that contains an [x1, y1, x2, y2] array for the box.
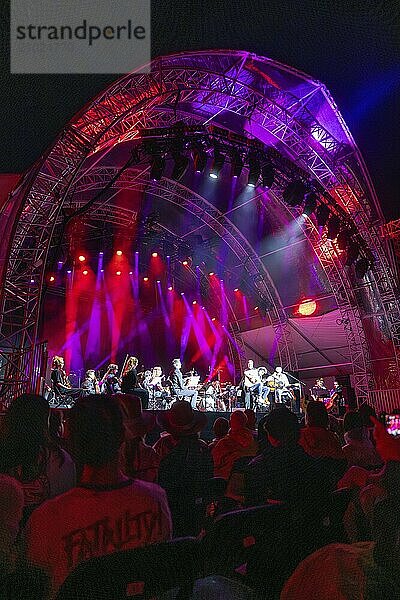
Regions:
[[149, 155, 165, 180], [171, 153, 190, 181], [231, 149, 244, 178], [192, 145, 208, 173], [302, 192, 318, 217], [327, 215, 341, 240], [282, 180, 307, 206], [247, 154, 261, 187], [316, 203, 330, 227], [261, 162, 274, 188]]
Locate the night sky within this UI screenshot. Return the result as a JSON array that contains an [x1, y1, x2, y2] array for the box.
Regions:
[[1, 0, 399, 220]]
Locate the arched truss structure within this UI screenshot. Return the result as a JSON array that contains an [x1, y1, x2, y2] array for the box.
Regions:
[[1, 50, 399, 401]]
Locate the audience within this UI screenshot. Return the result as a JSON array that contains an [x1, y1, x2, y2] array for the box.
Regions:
[[24, 394, 172, 596], [208, 417, 229, 451], [212, 411, 258, 480], [0, 475, 24, 576], [343, 411, 383, 470], [0, 394, 75, 521], [299, 400, 344, 459], [157, 401, 213, 536]]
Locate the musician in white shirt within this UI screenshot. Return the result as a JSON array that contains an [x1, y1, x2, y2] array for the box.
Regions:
[[243, 360, 263, 409], [271, 366, 290, 404]]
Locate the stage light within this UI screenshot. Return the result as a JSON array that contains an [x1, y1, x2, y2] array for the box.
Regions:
[[143, 276, 149, 282], [316, 203, 330, 227], [129, 271, 133, 275], [298, 299, 317, 316], [254, 306, 259, 311], [100, 269, 104, 273], [261, 162, 274, 188], [282, 180, 307, 207], [209, 150, 225, 179], [234, 288, 239, 292], [168, 286, 173, 291], [78, 255, 86, 262], [209, 272, 215, 276], [355, 257, 370, 279], [327, 215, 341, 240], [99, 252, 104, 255], [192, 300, 197, 305], [211, 317, 216, 321], [231, 150, 243, 178], [193, 147, 208, 173], [116, 250, 122, 256], [151, 251, 158, 258], [116, 271, 121, 276], [67, 270, 72, 274], [82, 270, 88, 276], [182, 260, 189, 266], [172, 154, 190, 181], [150, 156, 165, 181], [181, 292, 185, 296], [156, 280, 161, 283], [49, 275, 55, 283], [302, 192, 318, 217], [247, 155, 261, 187]]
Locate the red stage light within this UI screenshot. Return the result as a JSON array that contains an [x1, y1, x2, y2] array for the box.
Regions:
[[129, 271, 133, 275], [234, 288, 239, 292], [152, 252, 158, 258], [192, 300, 197, 305], [116, 250, 123, 256], [298, 299, 317, 316], [116, 271, 122, 276], [49, 275, 55, 282], [156, 280, 161, 283], [143, 276, 149, 282], [78, 255, 86, 262], [254, 306, 259, 311], [211, 317, 216, 321], [82, 269, 88, 276], [209, 272, 215, 276]]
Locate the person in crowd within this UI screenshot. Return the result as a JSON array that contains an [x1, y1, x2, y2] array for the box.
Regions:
[[281, 418, 400, 600], [212, 411, 258, 480], [101, 363, 121, 395], [299, 400, 344, 460], [0, 394, 75, 521], [244, 409, 258, 438], [168, 358, 198, 408], [342, 411, 383, 470], [81, 369, 100, 395], [0, 475, 24, 576], [121, 356, 149, 409], [208, 417, 229, 452], [358, 402, 377, 441], [24, 394, 172, 596], [157, 400, 212, 536], [244, 406, 332, 508], [115, 394, 160, 482]]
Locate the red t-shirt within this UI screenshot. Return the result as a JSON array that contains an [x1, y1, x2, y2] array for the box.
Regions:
[[25, 479, 172, 596]]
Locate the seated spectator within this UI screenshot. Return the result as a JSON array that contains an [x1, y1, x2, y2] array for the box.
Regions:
[[208, 417, 229, 452], [157, 401, 212, 536], [343, 411, 383, 470], [24, 394, 172, 596], [244, 407, 331, 508], [244, 409, 258, 438], [116, 395, 160, 482], [0, 475, 24, 576], [212, 411, 258, 480], [152, 429, 180, 460], [358, 402, 377, 440], [0, 394, 75, 520], [299, 400, 344, 460]]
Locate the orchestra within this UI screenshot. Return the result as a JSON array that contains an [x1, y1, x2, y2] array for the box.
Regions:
[[48, 354, 344, 416]]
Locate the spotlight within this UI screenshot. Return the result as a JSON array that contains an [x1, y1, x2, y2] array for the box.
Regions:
[[116, 271, 121, 276], [327, 215, 341, 240], [78, 255, 86, 262], [116, 250, 123, 256], [355, 257, 370, 279], [151, 251, 158, 258], [143, 276, 149, 282], [182, 260, 189, 266], [150, 156, 165, 181], [316, 203, 330, 227], [49, 275, 55, 283], [211, 317, 216, 321], [209, 150, 225, 179], [193, 147, 208, 173], [298, 299, 317, 316], [181, 292, 185, 296], [282, 180, 307, 207], [156, 280, 161, 283], [30, 278, 35, 283], [234, 288, 239, 292], [129, 271, 133, 275], [247, 154, 261, 187], [82, 270, 88, 276], [261, 162, 274, 188], [209, 272, 215, 276], [100, 269, 104, 273], [67, 270, 72, 274], [231, 150, 243, 178], [302, 192, 318, 217], [171, 154, 190, 181], [99, 252, 104, 255], [254, 306, 259, 311], [192, 300, 197, 305], [168, 286, 173, 291]]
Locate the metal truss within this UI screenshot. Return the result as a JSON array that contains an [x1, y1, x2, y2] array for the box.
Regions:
[[1, 50, 398, 397]]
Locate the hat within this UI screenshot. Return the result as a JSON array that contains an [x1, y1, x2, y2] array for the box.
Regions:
[[157, 400, 207, 436], [113, 394, 155, 438], [230, 410, 248, 432]]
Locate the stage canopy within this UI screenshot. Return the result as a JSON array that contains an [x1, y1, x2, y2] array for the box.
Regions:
[[1, 50, 399, 400]]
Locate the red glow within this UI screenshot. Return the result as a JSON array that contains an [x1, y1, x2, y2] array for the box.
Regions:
[[298, 298, 317, 316], [49, 275, 55, 282], [116, 271, 122, 276], [82, 269, 88, 276], [116, 250, 123, 256], [254, 306, 259, 311], [78, 255, 86, 262], [234, 288, 239, 292], [211, 317, 216, 321], [152, 251, 158, 258], [143, 276, 149, 282]]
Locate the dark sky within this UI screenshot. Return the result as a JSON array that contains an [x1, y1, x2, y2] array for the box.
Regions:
[[1, 0, 399, 220]]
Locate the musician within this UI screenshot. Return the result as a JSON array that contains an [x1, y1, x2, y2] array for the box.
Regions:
[[270, 366, 291, 406], [81, 369, 100, 395], [168, 358, 198, 409], [310, 378, 329, 402], [102, 363, 122, 396], [50, 356, 82, 403], [121, 356, 149, 409], [243, 360, 265, 409], [330, 380, 345, 416]]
